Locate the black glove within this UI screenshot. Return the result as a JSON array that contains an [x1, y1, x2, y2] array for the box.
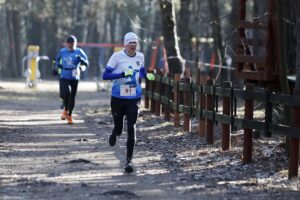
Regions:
[[57, 64, 63, 69], [76, 55, 88, 67], [52, 69, 58, 76]]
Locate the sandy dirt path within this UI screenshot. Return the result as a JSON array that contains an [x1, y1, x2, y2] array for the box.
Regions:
[[0, 80, 191, 200], [0, 80, 299, 200]]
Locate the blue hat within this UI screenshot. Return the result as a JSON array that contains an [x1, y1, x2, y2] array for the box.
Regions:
[[66, 35, 77, 43]]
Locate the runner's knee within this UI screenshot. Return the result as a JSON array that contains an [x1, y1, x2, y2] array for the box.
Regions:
[[113, 126, 122, 136], [128, 126, 135, 135]]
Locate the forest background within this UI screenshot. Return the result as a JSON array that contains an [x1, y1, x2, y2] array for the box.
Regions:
[[0, 0, 298, 86]]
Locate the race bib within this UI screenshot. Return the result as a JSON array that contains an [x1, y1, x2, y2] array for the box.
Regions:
[[72, 68, 80, 78], [120, 85, 136, 96]]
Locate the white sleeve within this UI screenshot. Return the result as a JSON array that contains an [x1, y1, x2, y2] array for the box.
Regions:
[[106, 53, 118, 69]]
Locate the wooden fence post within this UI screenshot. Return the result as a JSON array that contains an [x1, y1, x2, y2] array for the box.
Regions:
[[174, 73, 181, 127], [222, 81, 232, 150], [243, 84, 254, 163], [145, 69, 154, 109], [183, 77, 191, 132], [155, 72, 162, 116], [232, 95, 238, 131], [206, 79, 215, 144], [145, 77, 150, 109], [164, 74, 171, 121], [264, 89, 272, 137], [150, 72, 156, 113], [198, 68, 206, 137], [288, 89, 300, 179]]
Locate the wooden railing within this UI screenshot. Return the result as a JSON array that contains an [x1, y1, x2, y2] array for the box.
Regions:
[[144, 73, 300, 179]]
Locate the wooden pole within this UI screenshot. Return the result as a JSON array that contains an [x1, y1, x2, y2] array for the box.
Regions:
[[150, 73, 156, 113], [198, 68, 206, 137], [145, 69, 153, 109], [206, 79, 215, 144], [183, 77, 191, 132], [243, 84, 254, 163], [222, 81, 232, 150], [164, 74, 171, 121], [288, 89, 300, 179], [264, 90, 272, 137], [145, 77, 150, 109], [155, 72, 161, 116], [174, 73, 181, 127]]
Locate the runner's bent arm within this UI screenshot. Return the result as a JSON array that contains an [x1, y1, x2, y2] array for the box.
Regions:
[[102, 66, 124, 80], [77, 49, 89, 69]]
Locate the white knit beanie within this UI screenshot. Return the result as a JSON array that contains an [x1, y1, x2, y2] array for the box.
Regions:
[[124, 32, 138, 46]]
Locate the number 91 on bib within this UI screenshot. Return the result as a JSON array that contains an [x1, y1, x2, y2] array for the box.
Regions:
[[120, 85, 136, 96]]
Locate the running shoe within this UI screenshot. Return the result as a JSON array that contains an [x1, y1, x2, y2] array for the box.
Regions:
[[109, 134, 116, 146], [67, 115, 73, 124], [61, 110, 68, 120], [124, 160, 133, 173]]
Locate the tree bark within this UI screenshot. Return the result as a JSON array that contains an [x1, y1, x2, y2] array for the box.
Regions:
[[178, 0, 191, 60], [208, 0, 225, 81], [253, 0, 266, 56], [276, 0, 291, 94], [159, 0, 183, 75], [229, 0, 239, 83], [6, 10, 19, 77], [109, 3, 117, 44], [294, 0, 300, 90]]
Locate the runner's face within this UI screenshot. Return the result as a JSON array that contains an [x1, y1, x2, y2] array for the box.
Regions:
[[125, 42, 137, 55], [67, 41, 75, 50]]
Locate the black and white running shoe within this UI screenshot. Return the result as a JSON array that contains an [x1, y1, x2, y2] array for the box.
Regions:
[[124, 161, 133, 173]]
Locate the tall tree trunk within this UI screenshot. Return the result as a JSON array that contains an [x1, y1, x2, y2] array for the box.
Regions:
[[27, 14, 42, 46], [45, 17, 58, 63], [229, 0, 239, 83], [109, 3, 117, 44], [271, 0, 292, 152], [178, 0, 191, 60], [122, 17, 131, 37], [0, 8, 8, 77], [159, 0, 183, 75], [71, 0, 89, 41], [208, 0, 225, 82], [138, 0, 146, 53], [276, 0, 291, 94], [86, 20, 99, 77], [286, 0, 296, 75], [6, 10, 19, 77], [26, 13, 44, 77], [294, 0, 300, 90], [39, 22, 48, 78], [144, 6, 161, 69], [12, 10, 22, 77], [253, 0, 266, 56]]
